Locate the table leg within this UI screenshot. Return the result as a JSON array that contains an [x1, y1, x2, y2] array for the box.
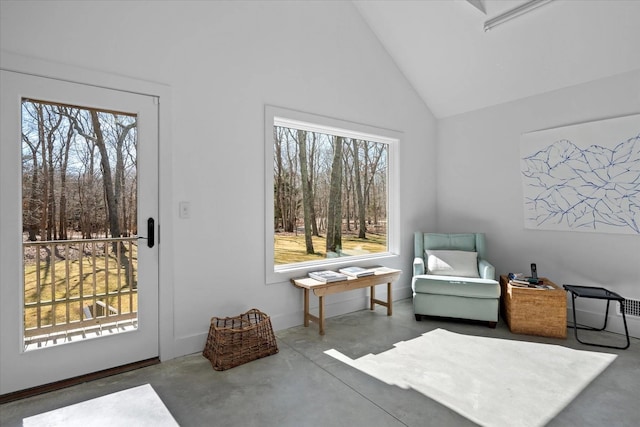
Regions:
[[387, 281, 393, 316], [318, 295, 325, 335], [303, 288, 309, 327], [370, 285, 375, 310]]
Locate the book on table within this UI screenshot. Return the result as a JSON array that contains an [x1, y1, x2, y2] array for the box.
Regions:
[[308, 270, 348, 283], [509, 279, 552, 290], [338, 266, 375, 278]]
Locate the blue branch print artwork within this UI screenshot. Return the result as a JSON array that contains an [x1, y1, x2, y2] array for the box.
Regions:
[[520, 114, 640, 235]]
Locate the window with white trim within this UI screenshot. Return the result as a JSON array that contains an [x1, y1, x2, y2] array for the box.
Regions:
[[265, 106, 400, 282]]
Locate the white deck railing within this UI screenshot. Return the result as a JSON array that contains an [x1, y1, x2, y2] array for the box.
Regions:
[[23, 237, 138, 348]]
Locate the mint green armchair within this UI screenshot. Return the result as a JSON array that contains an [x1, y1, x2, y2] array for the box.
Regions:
[[412, 232, 500, 327]]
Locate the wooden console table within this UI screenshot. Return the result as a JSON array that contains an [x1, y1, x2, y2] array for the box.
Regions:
[[291, 267, 401, 335]]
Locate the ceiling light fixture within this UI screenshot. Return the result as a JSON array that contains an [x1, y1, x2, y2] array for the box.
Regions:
[[484, 0, 554, 32]]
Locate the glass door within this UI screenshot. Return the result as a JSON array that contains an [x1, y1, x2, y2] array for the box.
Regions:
[[0, 70, 159, 394]]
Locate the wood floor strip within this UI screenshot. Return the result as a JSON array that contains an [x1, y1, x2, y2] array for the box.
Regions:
[[0, 357, 160, 404]]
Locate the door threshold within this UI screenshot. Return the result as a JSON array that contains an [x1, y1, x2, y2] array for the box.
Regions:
[[0, 357, 160, 404]]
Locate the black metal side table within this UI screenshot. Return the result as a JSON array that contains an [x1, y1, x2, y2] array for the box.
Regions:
[[563, 284, 630, 350]]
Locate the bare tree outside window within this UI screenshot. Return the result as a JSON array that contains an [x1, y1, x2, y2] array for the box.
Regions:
[[22, 100, 138, 242], [273, 125, 389, 266]]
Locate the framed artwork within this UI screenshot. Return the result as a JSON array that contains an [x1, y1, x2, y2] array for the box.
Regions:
[[520, 114, 640, 235]]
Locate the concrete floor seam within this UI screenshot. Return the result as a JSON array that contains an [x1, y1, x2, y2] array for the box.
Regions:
[[276, 337, 410, 427]]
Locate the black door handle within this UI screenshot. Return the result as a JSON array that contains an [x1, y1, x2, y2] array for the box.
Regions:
[[146, 217, 155, 248]]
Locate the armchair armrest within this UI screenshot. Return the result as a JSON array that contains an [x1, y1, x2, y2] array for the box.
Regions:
[[478, 258, 496, 280], [413, 257, 425, 276]]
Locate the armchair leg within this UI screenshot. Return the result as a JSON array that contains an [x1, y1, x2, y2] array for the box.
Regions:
[[488, 321, 497, 329], [414, 314, 422, 321]]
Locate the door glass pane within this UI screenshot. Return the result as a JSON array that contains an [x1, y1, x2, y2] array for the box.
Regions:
[[21, 99, 139, 350]]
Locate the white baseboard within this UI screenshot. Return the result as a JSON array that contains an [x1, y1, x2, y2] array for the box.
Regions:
[[270, 285, 413, 333], [568, 307, 639, 339], [172, 333, 208, 359], [171, 286, 415, 359], [173, 289, 640, 360]]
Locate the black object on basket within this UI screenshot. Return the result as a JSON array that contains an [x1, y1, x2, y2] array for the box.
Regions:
[[203, 308, 279, 370]]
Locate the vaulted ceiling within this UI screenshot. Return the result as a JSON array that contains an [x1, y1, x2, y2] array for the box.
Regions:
[[353, 0, 640, 118]]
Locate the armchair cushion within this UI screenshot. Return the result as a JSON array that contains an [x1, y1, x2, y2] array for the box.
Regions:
[[423, 233, 477, 252], [425, 250, 480, 278], [412, 275, 500, 298]]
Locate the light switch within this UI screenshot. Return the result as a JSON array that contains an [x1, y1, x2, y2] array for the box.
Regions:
[[179, 201, 190, 219]]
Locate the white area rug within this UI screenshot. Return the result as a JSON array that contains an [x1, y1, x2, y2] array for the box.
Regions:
[[326, 328, 617, 427], [23, 384, 178, 427]]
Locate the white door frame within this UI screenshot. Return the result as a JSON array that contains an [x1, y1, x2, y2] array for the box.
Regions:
[[0, 51, 175, 394]]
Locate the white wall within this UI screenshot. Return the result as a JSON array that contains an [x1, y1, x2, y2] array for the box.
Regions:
[[438, 70, 640, 338], [0, 1, 437, 358]]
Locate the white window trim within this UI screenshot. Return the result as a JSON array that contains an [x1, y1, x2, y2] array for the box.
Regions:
[[264, 105, 401, 284]]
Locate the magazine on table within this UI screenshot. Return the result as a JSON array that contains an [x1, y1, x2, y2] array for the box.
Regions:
[[308, 270, 348, 283], [338, 266, 375, 278]]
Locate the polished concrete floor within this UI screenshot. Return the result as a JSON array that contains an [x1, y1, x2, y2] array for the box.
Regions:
[[2, 298, 639, 427]]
